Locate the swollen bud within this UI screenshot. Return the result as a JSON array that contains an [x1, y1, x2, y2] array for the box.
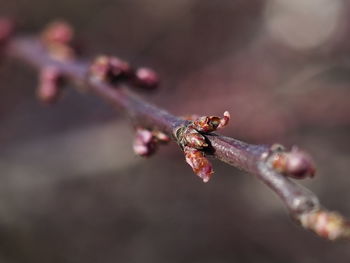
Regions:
[[133, 128, 157, 157], [192, 111, 231, 133], [135, 67, 159, 90], [184, 146, 213, 183], [270, 146, 315, 179]]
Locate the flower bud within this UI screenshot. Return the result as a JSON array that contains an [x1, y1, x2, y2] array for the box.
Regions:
[[135, 67, 159, 89], [271, 146, 315, 179], [133, 128, 157, 157], [192, 111, 230, 133], [184, 146, 213, 183]]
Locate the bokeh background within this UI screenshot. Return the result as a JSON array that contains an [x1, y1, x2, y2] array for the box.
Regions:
[[1, 0, 350, 262]]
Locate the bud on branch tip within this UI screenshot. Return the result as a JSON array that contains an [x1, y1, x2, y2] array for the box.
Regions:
[[299, 209, 350, 240]]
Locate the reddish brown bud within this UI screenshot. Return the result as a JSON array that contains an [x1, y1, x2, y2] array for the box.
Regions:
[[135, 67, 159, 89], [0, 18, 14, 44], [133, 128, 157, 157], [37, 66, 64, 104], [192, 116, 219, 133], [184, 146, 214, 183], [270, 146, 315, 179], [90, 55, 131, 83], [184, 129, 208, 149], [176, 126, 208, 149], [218, 111, 230, 129], [192, 111, 230, 133]]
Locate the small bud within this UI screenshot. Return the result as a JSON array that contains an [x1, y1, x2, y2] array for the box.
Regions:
[[37, 66, 64, 104], [270, 146, 315, 179], [192, 116, 219, 133], [178, 126, 208, 149], [135, 67, 159, 89], [109, 57, 132, 78], [90, 55, 131, 83], [192, 111, 231, 133], [299, 209, 350, 240], [41, 20, 75, 61], [133, 128, 157, 157], [218, 111, 230, 129], [184, 146, 214, 183]]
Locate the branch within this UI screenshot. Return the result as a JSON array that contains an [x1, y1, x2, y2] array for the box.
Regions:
[[1, 19, 350, 241]]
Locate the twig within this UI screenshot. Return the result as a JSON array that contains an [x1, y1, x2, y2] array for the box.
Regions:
[[2, 20, 350, 241]]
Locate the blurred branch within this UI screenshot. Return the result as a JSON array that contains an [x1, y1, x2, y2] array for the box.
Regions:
[[2, 19, 350, 241]]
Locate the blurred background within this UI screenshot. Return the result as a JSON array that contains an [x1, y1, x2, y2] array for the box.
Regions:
[[1, 0, 350, 262]]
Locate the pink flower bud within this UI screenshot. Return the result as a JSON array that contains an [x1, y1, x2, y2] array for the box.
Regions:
[[133, 128, 157, 157], [271, 146, 315, 179], [135, 67, 159, 89]]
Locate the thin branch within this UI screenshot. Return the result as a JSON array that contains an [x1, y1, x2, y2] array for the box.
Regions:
[[2, 21, 350, 240]]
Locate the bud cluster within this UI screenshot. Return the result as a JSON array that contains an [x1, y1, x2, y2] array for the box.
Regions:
[[176, 111, 230, 182], [133, 128, 170, 157], [90, 55, 159, 90]]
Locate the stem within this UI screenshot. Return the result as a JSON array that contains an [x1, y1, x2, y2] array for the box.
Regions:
[[5, 35, 350, 241]]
